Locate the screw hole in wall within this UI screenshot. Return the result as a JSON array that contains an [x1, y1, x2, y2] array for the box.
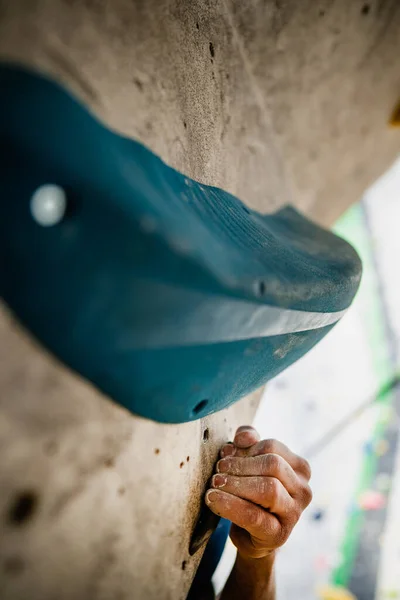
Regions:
[[8, 491, 38, 526], [193, 399, 208, 416]]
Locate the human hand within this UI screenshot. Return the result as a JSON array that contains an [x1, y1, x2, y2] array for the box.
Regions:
[[205, 426, 312, 560]]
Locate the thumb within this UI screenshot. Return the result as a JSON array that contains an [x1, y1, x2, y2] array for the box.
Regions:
[[233, 426, 260, 449]]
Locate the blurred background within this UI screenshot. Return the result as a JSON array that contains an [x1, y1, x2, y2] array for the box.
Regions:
[[214, 157, 400, 600]]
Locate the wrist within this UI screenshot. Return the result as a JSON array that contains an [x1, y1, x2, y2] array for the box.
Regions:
[[222, 550, 275, 600], [236, 550, 276, 565]]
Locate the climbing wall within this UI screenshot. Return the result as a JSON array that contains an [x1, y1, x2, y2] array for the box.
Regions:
[[0, 2, 399, 599], [214, 158, 400, 600]]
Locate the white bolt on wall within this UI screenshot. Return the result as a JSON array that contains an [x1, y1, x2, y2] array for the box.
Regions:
[[30, 184, 67, 227]]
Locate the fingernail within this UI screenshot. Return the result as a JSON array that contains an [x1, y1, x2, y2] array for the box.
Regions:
[[206, 490, 219, 503], [212, 474, 227, 488], [220, 444, 235, 458], [217, 459, 229, 473]]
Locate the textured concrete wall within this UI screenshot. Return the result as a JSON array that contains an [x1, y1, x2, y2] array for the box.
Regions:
[[0, 305, 262, 600], [0, 1, 399, 599]]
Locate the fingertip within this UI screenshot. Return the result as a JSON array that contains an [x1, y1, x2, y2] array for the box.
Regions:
[[205, 489, 220, 505], [235, 425, 256, 434], [216, 459, 228, 473], [234, 426, 260, 449], [212, 474, 227, 488], [220, 443, 236, 458]]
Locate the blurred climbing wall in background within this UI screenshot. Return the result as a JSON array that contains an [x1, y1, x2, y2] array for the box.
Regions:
[[213, 157, 400, 600]]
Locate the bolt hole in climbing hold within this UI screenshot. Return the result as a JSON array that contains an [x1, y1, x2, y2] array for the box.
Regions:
[[193, 399, 208, 417], [256, 280, 267, 296], [30, 184, 67, 227], [203, 428, 210, 442]]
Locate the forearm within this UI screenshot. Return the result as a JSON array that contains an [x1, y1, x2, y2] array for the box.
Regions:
[[219, 552, 276, 600]]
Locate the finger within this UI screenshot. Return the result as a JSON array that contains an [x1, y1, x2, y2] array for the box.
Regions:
[[205, 489, 282, 544], [211, 474, 296, 520], [220, 427, 261, 458], [217, 454, 311, 501], [220, 443, 236, 458], [233, 426, 260, 450], [239, 439, 312, 480]]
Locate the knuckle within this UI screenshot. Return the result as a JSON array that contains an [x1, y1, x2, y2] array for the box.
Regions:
[[298, 458, 312, 480], [262, 452, 281, 475], [277, 523, 291, 546], [255, 477, 266, 497], [289, 506, 302, 525], [248, 507, 264, 529], [267, 517, 281, 541], [303, 484, 313, 506], [262, 439, 279, 454], [301, 485, 312, 506], [266, 478, 280, 503], [297, 483, 313, 507]]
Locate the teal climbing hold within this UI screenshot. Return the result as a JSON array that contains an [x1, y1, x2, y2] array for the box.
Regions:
[[0, 65, 362, 423]]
